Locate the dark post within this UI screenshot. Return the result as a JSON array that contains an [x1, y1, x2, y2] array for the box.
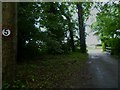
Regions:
[[2, 2, 17, 84]]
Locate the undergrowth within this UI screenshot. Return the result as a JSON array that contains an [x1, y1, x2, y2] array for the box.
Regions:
[[2, 52, 88, 89]]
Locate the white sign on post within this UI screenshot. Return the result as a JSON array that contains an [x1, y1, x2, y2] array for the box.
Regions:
[[2, 29, 11, 36]]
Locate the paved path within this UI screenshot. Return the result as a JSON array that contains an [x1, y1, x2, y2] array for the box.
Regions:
[[71, 48, 118, 88], [87, 49, 118, 88]]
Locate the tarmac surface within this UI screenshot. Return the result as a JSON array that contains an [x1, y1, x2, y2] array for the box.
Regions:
[[71, 48, 118, 88], [87, 49, 118, 88]]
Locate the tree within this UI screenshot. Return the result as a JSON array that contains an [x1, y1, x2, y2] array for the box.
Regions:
[[91, 2, 120, 55], [77, 2, 86, 53], [17, 2, 90, 56], [2, 2, 17, 83], [17, 2, 41, 58], [36, 2, 76, 53], [59, 3, 76, 52]]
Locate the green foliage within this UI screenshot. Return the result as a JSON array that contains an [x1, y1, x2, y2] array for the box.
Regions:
[[46, 39, 63, 54], [2, 83, 11, 90], [109, 38, 120, 55], [17, 3, 41, 58], [83, 2, 93, 22], [102, 43, 106, 51], [17, 2, 80, 57], [91, 2, 120, 55], [17, 1, 94, 58]]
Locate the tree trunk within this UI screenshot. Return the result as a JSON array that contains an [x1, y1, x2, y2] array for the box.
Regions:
[[65, 15, 75, 52], [77, 3, 86, 53], [69, 22, 75, 52], [2, 2, 17, 84]]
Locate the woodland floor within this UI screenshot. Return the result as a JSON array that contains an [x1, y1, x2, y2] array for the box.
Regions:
[[3, 48, 119, 89], [6, 52, 88, 89]]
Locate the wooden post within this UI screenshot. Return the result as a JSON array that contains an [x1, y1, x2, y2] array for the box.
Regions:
[[0, 2, 2, 89], [2, 2, 17, 84]]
